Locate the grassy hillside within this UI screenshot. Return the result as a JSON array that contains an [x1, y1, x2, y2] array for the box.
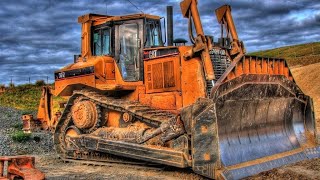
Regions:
[[249, 42, 320, 67], [0, 84, 42, 111], [0, 84, 63, 112]]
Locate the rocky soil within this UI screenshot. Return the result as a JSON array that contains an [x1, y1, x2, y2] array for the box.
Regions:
[[0, 107, 53, 156]]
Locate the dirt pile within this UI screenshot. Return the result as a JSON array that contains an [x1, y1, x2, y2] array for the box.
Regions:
[[291, 62, 320, 135]]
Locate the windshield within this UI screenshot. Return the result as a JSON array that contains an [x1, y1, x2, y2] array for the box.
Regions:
[[93, 27, 111, 56], [145, 20, 163, 48]]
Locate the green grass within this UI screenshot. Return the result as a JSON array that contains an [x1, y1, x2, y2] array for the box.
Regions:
[[0, 84, 64, 112], [248, 42, 320, 66], [0, 84, 42, 110], [11, 130, 31, 142]]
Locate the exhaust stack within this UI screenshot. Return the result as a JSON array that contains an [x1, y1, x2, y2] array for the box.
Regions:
[[167, 6, 173, 46]]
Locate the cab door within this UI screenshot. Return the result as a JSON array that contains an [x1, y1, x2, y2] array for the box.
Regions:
[[116, 20, 143, 81]]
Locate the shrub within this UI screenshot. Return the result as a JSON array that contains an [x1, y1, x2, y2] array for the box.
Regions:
[[11, 130, 31, 142], [35, 80, 46, 86]]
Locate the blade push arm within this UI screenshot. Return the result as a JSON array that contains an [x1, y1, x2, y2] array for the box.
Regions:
[[180, 0, 215, 80], [215, 5, 245, 55]]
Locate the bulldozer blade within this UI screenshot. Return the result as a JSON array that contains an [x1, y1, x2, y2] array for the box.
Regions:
[[183, 74, 319, 179]]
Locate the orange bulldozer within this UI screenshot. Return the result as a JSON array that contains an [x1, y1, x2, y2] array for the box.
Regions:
[[24, 0, 319, 179]]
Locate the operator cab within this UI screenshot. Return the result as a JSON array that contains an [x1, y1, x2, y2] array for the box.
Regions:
[[88, 14, 164, 82]]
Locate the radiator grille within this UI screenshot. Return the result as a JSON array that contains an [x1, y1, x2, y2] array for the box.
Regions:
[[147, 60, 176, 92], [152, 63, 163, 89], [164, 61, 175, 88], [207, 49, 231, 97]]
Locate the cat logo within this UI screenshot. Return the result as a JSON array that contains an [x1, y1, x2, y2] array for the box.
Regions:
[[148, 50, 157, 58]]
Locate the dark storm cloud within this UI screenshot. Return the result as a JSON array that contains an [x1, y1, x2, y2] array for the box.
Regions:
[[0, 0, 319, 85], [194, 0, 320, 49]]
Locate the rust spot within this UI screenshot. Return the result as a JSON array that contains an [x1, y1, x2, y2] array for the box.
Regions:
[[122, 112, 132, 123], [204, 152, 210, 161], [201, 125, 208, 133]]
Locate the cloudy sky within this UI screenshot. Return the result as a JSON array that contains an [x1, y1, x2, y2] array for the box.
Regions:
[[0, 0, 319, 85]]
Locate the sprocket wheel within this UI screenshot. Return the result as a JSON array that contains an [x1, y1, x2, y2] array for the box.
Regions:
[[70, 98, 102, 133]]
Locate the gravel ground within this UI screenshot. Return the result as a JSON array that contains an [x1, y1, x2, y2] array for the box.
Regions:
[[0, 107, 53, 156]]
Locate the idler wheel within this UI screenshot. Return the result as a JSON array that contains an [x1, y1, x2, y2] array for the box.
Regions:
[[64, 126, 81, 149], [71, 100, 98, 129], [65, 126, 81, 138]]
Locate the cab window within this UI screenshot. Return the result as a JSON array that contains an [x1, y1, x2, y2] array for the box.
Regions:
[[93, 28, 111, 56], [145, 20, 163, 48]]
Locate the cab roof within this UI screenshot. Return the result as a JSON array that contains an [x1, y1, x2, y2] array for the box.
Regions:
[[78, 13, 161, 24]]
